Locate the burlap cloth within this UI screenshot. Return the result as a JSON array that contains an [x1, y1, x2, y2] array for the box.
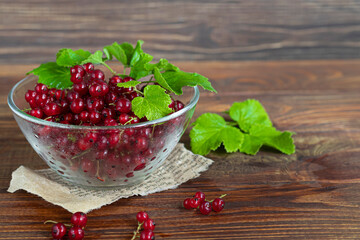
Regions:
[[8, 143, 213, 213]]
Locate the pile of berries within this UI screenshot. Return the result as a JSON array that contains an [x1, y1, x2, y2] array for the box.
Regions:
[[46, 212, 87, 240], [24, 63, 184, 125], [183, 191, 226, 215], [22, 63, 187, 184], [133, 211, 156, 240]]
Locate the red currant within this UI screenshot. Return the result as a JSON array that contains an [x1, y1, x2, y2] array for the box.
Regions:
[[143, 218, 156, 231], [183, 198, 192, 209], [136, 211, 149, 223], [71, 212, 88, 228], [199, 201, 212, 215], [140, 230, 155, 240], [194, 191, 206, 203], [68, 226, 84, 240], [83, 63, 94, 73], [51, 223, 67, 239], [212, 198, 225, 212], [189, 197, 201, 208], [70, 98, 85, 114]]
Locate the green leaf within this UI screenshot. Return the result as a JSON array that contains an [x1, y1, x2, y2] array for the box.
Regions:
[[153, 67, 173, 92], [145, 58, 179, 72], [130, 40, 145, 67], [81, 50, 105, 65], [27, 62, 72, 89], [129, 52, 153, 80], [103, 42, 128, 66], [190, 113, 244, 155], [56, 48, 91, 67], [117, 80, 142, 88], [161, 71, 217, 95], [229, 99, 272, 133], [119, 42, 134, 66], [240, 125, 295, 155], [131, 85, 172, 121]]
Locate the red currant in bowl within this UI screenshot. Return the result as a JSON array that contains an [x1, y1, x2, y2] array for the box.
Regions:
[[7, 74, 199, 188]]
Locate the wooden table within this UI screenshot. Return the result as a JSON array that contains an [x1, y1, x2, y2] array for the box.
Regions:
[[1, 60, 360, 239]]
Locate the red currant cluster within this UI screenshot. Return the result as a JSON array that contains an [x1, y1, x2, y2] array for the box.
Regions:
[[24, 63, 184, 125], [183, 191, 226, 215], [46, 212, 87, 240], [22, 64, 187, 184], [133, 211, 156, 240]]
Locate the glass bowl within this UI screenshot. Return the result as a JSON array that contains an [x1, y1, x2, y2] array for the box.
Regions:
[[8, 75, 199, 188]]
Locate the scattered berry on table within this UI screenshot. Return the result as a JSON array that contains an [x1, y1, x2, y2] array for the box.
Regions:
[[71, 212, 88, 228], [136, 211, 149, 223], [199, 201, 212, 215], [212, 198, 225, 212], [51, 223, 67, 239]]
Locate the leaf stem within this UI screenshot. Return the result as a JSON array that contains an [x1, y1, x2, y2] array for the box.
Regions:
[[226, 121, 238, 127], [102, 62, 117, 75], [141, 80, 156, 84]]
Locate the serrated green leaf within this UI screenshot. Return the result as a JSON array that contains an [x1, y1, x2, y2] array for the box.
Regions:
[[131, 85, 172, 121], [119, 42, 134, 64], [81, 50, 105, 65], [190, 113, 244, 155], [239, 125, 295, 155], [56, 48, 91, 67], [153, 67, 173, 92], [103, 42, 127, 66], [161, 71, 217, 95], [129, 52, 153, 80], [229, 99, 272, 133], [117, 80, 141, 88], [145, 58, 179, 72], [27, 62, 72, 89], [130, 40, 144, 67]]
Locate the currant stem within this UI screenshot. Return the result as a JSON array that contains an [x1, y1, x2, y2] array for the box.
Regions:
[[133, 88, 144, 96], [131, 222, 143, 240], [22, 108, 32, 112], [207, 194, 227, 203], [226, 121, 238, 126], [44, 220, 72, 227]]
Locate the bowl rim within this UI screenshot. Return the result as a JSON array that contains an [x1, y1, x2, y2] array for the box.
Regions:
[[8, 75, 200, 129]]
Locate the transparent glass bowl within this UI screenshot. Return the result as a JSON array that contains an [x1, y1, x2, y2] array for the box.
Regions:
[[8, 75, 199, 188]]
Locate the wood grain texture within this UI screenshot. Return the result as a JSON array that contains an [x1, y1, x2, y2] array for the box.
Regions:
[[1, 0, 360, 64], [0, 60, 360, 239]]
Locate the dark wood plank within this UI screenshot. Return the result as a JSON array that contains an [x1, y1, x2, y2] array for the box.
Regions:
[[1, 60, 360, 239], [1, 0, 360, 64]]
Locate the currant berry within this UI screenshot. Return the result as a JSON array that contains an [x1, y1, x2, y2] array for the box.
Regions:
[[119, 113, 130, 125], [90, 69, 105, 81], [105, 91, 118, 104], [68, 226, 84, 240], [43, 102, 62, 116], [89, 83, 103, 97], [34, 83, 48, 94], [66, 91, 80, 102], [183, 198, 192, 209], [175, 100, 184, 111], [71, 212, 88, 228], [212, 198, 225, 212], [115, 98, 131, 113], [136, 211, 149, 223], [140, 230, 155, 240], [70, 65, 85, 77], [86, 97, 104, 112], [199, 201, 212, 215], [29, 108, 43, 119], [70, 98, 85, 114], [194, 191, 206, 203], [83, 63, 94, 73], [143, 218, 156, 231], [189, 197, 201, 208], [51, 223, 67, 239], [73, 82, 88, 96], [136, 137, 148, 151], [89, 110, 101, 124], [25, 90, 37, 102], [79, 111, 90, 122], [71, 72, 84, 84], [77, 137, 93, 151]]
